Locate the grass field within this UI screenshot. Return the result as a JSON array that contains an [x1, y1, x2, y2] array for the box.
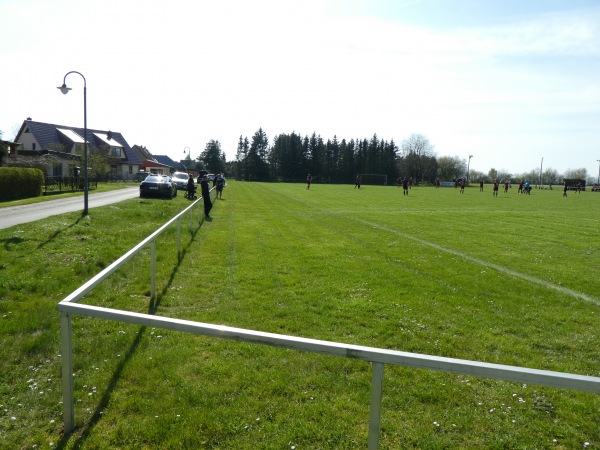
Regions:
[[1, 182, 599, 449]]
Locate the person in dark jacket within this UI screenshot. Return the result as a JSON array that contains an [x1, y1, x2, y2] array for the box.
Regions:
[[186, 175, 195, 199], [200, 174, 213, 218]]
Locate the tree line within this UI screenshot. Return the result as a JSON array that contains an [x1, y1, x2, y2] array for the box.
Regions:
[[228, 129, 436, 184], [3, 126, 590, 187], [217, 128, 591, 186]]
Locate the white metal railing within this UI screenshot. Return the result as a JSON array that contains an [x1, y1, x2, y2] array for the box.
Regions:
[[58, 195, 600, 449]]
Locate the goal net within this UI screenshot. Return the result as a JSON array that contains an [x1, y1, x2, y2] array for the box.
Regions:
[[356, 174, 388, 186]]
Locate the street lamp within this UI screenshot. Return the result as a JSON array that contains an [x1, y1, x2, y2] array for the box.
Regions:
[[597, 159, 600, 185], [58, 71, 88, 215], [467, 155, 473, 185]]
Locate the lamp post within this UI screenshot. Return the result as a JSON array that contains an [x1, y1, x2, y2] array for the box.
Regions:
[[183, 146, 191, 170], [58, 71, 88, 216], [597, 159, 600, 185], [467, 155, 473, 185]]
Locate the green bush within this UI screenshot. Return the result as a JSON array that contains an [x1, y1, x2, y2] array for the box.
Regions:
[[0, 167, 44, 201]]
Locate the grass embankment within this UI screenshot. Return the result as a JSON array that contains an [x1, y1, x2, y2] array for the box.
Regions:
[[0, 183, 598, 448]]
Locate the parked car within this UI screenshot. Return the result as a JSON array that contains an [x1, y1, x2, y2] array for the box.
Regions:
[[591, 184, 600, 192], [139, 175, 177, 199], [171, 172, 190, 190], [133, 171, 149, 182]]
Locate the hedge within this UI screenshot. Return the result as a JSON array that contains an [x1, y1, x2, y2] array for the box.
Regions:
[[0, 167, 44, 201]]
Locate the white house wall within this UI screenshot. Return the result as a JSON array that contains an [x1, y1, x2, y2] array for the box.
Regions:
[[17, 132, 40, 151]]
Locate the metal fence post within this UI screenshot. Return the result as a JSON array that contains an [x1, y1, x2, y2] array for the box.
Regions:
[[177, 216, 181, 261], [150, 239, 156, 306], [368, 362, 384, 450], [60, 311, 75, 433]]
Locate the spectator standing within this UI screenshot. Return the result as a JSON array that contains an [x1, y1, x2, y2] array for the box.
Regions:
[[479, 179, 484, 192], [306, 174, 312, 190], [200, 174, 213, 218], [215, 173, 225, 199], [186, 175, 195, 200]]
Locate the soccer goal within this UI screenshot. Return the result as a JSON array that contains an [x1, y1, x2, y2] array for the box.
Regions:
[[356, 174, 388, 186]]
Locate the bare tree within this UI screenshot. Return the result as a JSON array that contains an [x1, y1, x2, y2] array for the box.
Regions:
[[399, 134, 437, 184], [563, 168, 588, 180], [496, 169, 513, 183], [436, 155, 466, 181]]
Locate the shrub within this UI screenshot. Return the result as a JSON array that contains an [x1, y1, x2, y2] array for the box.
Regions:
[[0, 167, 44, 201]]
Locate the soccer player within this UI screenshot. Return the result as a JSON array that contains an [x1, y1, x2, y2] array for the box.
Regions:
[[493, 179, 499, 197]]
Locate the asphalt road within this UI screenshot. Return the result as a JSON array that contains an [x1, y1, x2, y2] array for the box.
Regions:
[[0, 187, 140, 230]]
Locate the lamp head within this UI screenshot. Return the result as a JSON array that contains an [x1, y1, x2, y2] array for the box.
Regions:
[[58, 84, 72, 95]]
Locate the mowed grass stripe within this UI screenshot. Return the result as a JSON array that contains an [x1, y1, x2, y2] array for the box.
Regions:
[[356, 218, 599, 306], [197, 183, 599, 371]]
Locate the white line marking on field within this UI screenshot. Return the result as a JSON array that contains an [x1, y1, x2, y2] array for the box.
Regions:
[[357, 219, 600, 306]]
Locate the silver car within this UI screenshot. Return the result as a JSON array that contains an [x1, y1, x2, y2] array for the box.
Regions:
[[171, 172, 190, 190]]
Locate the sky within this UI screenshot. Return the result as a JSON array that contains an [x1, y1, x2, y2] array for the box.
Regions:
[[1, 0, 599, 179]]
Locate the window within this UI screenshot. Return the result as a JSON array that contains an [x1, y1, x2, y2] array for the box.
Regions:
[[32, 143, 36, 151], [128, 165, 133, 174]]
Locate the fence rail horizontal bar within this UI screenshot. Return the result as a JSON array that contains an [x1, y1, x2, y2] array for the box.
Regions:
[[58, 301, 600, 394]]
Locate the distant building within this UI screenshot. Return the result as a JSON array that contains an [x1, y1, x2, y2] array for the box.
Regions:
[[13, 118, 140, 178]]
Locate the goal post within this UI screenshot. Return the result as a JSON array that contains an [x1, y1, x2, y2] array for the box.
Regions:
[[356, 174, 388, 186]]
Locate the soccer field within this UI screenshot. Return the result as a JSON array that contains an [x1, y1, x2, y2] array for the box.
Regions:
[[1, 182, 598, 448]]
